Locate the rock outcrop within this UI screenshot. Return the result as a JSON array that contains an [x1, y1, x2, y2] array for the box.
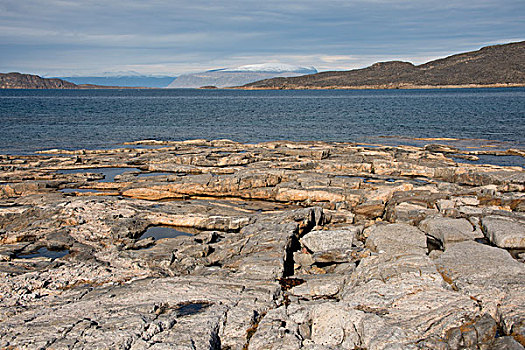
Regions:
[[0, 139, 524, 349]]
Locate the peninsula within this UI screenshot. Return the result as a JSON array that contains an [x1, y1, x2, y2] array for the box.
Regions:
[[242, 41, 525, 90], [0, 72, 130, 89]]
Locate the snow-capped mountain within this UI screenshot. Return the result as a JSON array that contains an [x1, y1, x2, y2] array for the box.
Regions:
[[167, 64, 317, 88], [224, 63, 317, 73]]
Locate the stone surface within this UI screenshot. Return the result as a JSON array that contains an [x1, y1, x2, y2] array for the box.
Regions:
[[419, 217, 481, 247], [300, 226, 361, 253], [482, 216, 525, 248], [364, 223, 427, 255], [0, 139, 523, 349]]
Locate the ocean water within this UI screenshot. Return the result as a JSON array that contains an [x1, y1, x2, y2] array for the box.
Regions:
[[0, 88, 524, 156]]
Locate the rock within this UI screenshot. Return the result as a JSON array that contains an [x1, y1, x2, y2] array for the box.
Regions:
[[311, 247, 369, 264], [434, 241, 525, 337], [444, 314, 498, 348], [419, 217, 482, 247], [436, 198, 456, 212], [290, 274, 346, 298], [0, 139, 524, 348], [364, 223, 427, 255], [389, 202, 438, 224], [300, 226, 362, 253], [354, 200, 385, 219], [309, 302, 363, 348], [488, 336, 525, 350], [244, 306, 303, 350], [482, 216, 525, 248]]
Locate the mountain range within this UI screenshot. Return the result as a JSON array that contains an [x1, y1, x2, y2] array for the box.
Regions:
[[2, 41, 524, 89], [58, 75, 175, 88], [242, 41, 525, 89], [168, 64, 318, 88]]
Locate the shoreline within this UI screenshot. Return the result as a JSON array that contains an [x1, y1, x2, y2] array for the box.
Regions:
[[1, 139, 524, 348], [236, 83, 525, 90], [1, 83, 525, 90]]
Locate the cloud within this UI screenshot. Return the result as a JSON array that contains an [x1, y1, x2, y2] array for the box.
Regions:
[[0, 0, 523, 75]]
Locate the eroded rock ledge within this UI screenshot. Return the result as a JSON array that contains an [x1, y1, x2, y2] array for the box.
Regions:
[[0, 140, 524, 349]]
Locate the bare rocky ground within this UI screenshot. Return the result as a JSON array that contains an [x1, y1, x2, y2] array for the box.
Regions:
[[0, 139, 524, 350]]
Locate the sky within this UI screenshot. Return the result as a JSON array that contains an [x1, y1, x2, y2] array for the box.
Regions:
[[0, 0, 523, 76]]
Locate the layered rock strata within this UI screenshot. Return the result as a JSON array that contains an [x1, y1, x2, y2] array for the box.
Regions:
[[0, 139, 524, 349]]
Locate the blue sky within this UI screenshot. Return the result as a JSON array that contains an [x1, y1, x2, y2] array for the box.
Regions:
[[0, 0, 523, 76]]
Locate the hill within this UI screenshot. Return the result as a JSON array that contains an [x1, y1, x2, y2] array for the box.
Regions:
[[0, 72, 79, 89], [0, 73, 136, 89], [241, 41, 525, 89]]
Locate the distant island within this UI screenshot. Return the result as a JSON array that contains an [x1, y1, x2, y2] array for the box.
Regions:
[[241, 41, 525, 90], [0, 72, 135, 89]]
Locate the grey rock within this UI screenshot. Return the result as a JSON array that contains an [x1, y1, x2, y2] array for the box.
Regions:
[[364, 223, 427, 256], [419, 217, 481, 247], [488, 336, 525, 350], [482, 216, 525, 248], [300, 226, 362, 253], [290, 274, 346, 298], [390, 202, 438, 224], [434, 241, 525, 336]]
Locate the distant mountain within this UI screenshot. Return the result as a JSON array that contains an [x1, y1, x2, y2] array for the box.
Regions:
[[0, 72, 78, 89], [242, 41, 525, 89], [59, 75, 175, 88], [168, 64, 317, 88]]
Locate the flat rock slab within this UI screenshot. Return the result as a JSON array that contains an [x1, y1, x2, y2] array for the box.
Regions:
[[482, 216, 525, 248], [364, 223, 427, 256], [300, 226, 361, 252], [434, 241, 525, 339], [0, 276, 279, 350], [419, 217, 481, 246]]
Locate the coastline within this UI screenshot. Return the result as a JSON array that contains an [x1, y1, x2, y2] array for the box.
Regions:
[[236, 83, 525, 90], [2, 83, 524, 91], [1, 139, 524, 348]]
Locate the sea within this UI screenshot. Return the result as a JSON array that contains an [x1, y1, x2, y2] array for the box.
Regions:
[[0, 87, 524, 166]]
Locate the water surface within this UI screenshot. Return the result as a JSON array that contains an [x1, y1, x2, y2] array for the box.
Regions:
[[1, 88, 523, 155]]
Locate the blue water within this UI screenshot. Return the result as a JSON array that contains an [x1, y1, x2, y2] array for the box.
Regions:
[[0, 88, 524, 155]]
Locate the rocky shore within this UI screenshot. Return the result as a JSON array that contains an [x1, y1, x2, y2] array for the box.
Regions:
[[0, 139, 524, 349]]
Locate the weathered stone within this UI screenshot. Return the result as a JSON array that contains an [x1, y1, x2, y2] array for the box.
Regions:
[[354, 200, 385, 219], [434, 241, 525, 339], [309, 302, 364, 348], [300, 226, 362, 253], [488, 336, 525, 350], [390, 202, 438, 224], [482, 216, 525, 248], [0, 139, 524, 349], [290, 274, 346, 298], [419, 217, 481, 246], [364, 223, 427, 255]]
